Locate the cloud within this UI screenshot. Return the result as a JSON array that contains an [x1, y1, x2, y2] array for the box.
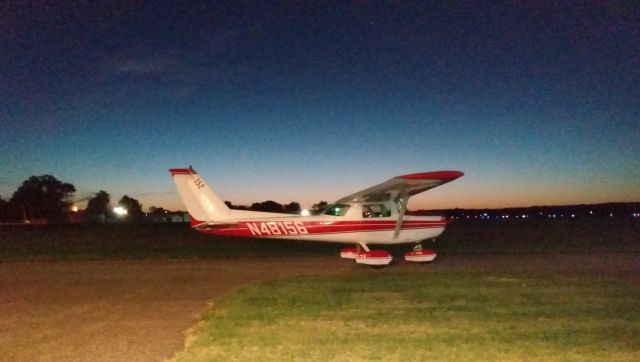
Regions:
[[97, 27, 249, 99], [109, 57, 178, 75]]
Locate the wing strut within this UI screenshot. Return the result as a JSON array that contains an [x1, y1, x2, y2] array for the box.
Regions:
[[393, 191, 408, 239]]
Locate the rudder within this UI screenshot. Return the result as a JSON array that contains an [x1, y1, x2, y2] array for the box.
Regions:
[[169, 167, 231, 223]]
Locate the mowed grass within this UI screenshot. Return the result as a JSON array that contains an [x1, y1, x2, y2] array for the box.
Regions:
[[0, 223, 337, 260], [175, 266, 640, 362], [1, 217, 638, 260], [2, 220, 638, 360]]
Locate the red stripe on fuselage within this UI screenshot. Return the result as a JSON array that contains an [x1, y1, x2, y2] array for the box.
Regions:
[[198, 219, 447, 237]]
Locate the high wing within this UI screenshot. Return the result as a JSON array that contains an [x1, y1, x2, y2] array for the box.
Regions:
[[335, 171, 464, 204]]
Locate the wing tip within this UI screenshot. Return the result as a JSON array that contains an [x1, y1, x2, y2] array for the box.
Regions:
[[398, 171, 464, 180]]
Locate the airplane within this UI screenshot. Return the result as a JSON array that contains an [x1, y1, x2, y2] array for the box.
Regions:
[[169, 166, 463, 267]]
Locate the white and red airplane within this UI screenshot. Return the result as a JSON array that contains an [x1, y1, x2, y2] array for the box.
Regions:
[[170, 167, 463, 267]]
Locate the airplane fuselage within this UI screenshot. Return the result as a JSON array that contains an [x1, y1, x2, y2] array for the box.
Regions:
[[194, 212, 448, 245]]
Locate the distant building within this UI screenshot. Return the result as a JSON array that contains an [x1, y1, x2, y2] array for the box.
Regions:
[[67, 208, 190, 223], [144, 211, 189, 223]]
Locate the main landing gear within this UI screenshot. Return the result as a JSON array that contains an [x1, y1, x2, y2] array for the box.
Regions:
[[339, 243, 393, 268], [340, 241, 437, 268], [403, 242, 437, 263]]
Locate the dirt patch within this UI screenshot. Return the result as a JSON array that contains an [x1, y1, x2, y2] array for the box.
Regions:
[[1, 254, 638, 361], [0, 257, 353, 362]]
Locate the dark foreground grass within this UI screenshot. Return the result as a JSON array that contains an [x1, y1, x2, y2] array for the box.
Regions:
[[174, 265, 640, 362], [1, 217, 638, 260], [0, 223, 337, 260], [438, 218, 640, 255]]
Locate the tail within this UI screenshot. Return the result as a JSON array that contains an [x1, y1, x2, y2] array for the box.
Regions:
[[169, 167, 231, 226]]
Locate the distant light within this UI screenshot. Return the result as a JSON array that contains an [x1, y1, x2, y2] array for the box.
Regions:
[[571, 214, 575, 218], [609, 213, 613, 217], [301, 209, 310, 216], [113, 206, 128, 216], [590, 211, 593, 214], [71, 206, 79, 212]]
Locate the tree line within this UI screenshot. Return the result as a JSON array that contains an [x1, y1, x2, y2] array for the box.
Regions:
[[0, 174, 328, 224], [0, 174, 145, 224], [224, 200, 329, 214]]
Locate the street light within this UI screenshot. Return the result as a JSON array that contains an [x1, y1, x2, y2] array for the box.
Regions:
[[113, 206, 128, 216]]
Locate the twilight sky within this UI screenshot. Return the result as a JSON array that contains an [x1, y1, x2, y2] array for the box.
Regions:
[[1, 1, 639, 211]]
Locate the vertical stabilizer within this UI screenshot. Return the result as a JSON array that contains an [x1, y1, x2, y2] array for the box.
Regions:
[[169, 167, 231, 223]]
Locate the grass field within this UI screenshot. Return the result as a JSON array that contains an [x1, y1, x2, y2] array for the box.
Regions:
[[1, 217, 639, 260], [174, 258, 640, 362], [0, 223, 337, 260], [2, 219, 639, 361]]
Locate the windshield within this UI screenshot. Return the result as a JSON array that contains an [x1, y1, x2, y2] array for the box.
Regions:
[[323, 204, 350, 216]]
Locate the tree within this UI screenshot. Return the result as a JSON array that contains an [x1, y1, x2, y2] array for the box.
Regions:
[[0, 196, 9, 222], [85, 190, 112, 223], [118, 195, 143, 222], [224, 201, 248, 210], [312, 201, 328, 211], [148, 206, 168, 222], [149, 206, 165, 214], [284, 201, 301, 214], [250, 200, 284, 213], [9, 175, 76, 223]]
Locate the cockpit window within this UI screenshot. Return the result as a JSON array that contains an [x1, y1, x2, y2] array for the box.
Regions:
[[323, 204, 350, 216], [363, 204, 391, 218]]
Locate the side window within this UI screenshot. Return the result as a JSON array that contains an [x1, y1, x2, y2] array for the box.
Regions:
[[323, 204, 350, 216], [363, 204, 390, 218]]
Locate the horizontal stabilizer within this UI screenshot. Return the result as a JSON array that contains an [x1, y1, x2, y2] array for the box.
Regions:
[[192, 221, 239, 230]]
